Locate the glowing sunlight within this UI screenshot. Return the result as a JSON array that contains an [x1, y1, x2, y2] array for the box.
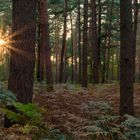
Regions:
[[0, 39, 6, 46]]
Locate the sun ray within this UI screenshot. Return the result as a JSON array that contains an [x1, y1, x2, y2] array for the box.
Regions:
[[0, 23, 36, 62], [0, 39, 6, 46]]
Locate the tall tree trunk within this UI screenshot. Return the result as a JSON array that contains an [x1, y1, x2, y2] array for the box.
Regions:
[[78, 0, 82, 83], [54, 20, 60, 84], [133, 0, 138, 82], [111, 54, 114, 80], [91, 0, 99, 84], [116, 18, 120, 81], [116, 43, 120, 81], [106, 47, 110, 81], [8, 0, 37, 103], [64, 47, 67, 83], [37, 1, 46, 82], [82, 0, 88, 87], [44, 0, 53, 90], [98, 0, 101, 82], [102, 6, 109, 83], [74, 24, 78, 82], [106, 0, 113, 82], [38, 0, 53, 90], [120, 0, 134, 115], [37, 21, 42, 81], [89, 19, 93, 83], [59, 0, 67, 83], [70, 12, 74, 82]]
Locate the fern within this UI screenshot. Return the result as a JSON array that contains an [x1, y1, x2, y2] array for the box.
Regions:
[[1, 101, 44, 127], [0, 89, 16, 105], [13, 102, 43, 125], [0, 107, 21, 122], [87, 115, 140, 140], [122, 115, 140, 140]]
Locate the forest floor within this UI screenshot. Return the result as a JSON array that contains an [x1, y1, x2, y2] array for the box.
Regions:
[[34, 83, 140, 139], [1, 83, 140, 140]]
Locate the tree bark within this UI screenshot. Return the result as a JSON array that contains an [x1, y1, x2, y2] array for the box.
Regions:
[[78, 0, 82, 84], [82, 0, 88, 87], [102, 6, 109, 83], [54, 19, 61, 84], [59, 0, 67, 83], [98, 0, 101, 82], [120, 0, 134, 115], [70, 12, 74, 82], [44, 0, 53, 90], [8, 0, 37, 103], [38, 0, 53, 90], [37, 1, 45, 82], [133, 0, 138, 82], [37, 21, 42, 81], [106, 0, 113, 82], [91, 0, 99, 84]]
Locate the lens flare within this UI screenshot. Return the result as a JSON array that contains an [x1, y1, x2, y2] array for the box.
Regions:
[[0, 23, 35, 60], [0, 39, 6, 46]]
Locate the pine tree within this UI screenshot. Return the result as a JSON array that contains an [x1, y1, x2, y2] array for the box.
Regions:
[[8, 0, 37, 103], [120, 0, 134, 115]]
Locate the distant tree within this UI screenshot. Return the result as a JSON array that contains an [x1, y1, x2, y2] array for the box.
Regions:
[[91, 0, 99, 84], [98, 0, 101, 75], [44, 0, 53, 90], [70, 12, 74, 82], [105, 0, 113, 82], [59, 0, 68, 83], [0, 0, 12, 30], [77, 0, 82, 83], [120, 0, 134, 115], [37, 0, 53, 90], [82, 0, 88, 87], [8, 0, 37, 103], [54, 17, 61, 83]]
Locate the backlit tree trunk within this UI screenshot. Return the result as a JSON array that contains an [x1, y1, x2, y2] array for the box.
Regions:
[[59, 0, 67, 83], [106, 0, 113, 82], [78, 0, 82, 83], [8, 0, 37, 103], [70, 12, 74, 82], [38, 0, 53, 90]]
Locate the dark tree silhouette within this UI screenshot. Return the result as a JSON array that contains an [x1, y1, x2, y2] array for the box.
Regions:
[[82, 0, 88, 87], [120, 0, 134, 115], [59, 0, 68, 83], [91, 0, 99, 84]]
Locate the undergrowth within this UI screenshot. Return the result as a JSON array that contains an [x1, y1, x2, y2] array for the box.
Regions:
[[0, 83, 48, 138], [0, 83, 140, 140]]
